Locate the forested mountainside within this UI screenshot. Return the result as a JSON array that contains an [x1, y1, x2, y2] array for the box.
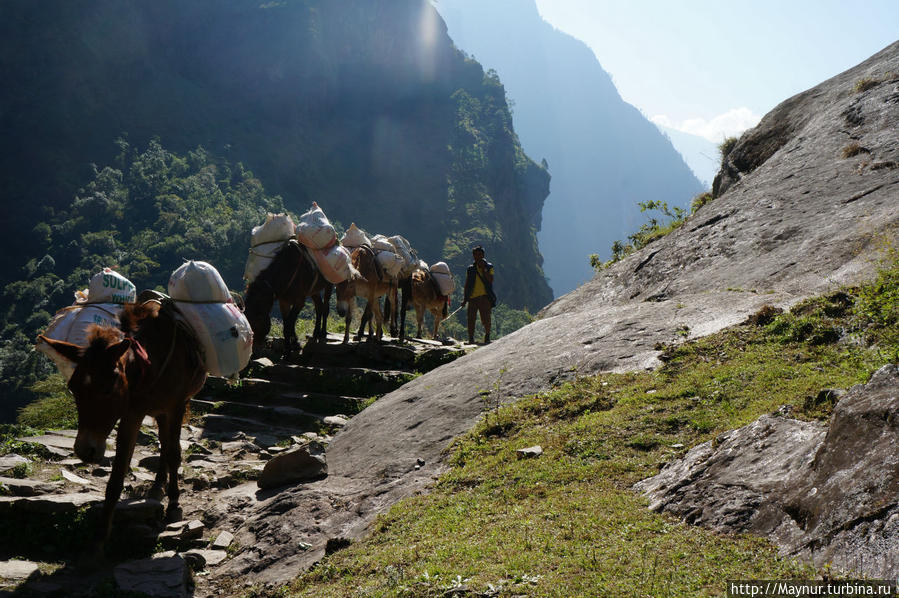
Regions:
[[0, 0, 552, 419], [0, 0, 551, 307], [437, 0, 705, 295]]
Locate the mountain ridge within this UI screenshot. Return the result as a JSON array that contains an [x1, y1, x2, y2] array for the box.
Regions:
[[436, 0, 705, 294], [0, 0, 552, 310]]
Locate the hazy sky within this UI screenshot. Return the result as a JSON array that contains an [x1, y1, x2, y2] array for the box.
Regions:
[[534, 0, 899, 142]]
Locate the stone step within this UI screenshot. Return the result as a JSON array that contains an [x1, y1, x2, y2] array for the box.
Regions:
[[252, 363, 416, 396], [190, 398, 323, 429], [198, 381, 370, 416], [195, 413, 319, 444], [276, 391, 371, 415]]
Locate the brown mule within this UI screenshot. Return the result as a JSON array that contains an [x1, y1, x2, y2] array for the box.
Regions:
[[38, 299, 206, 549], [335, 246, 394, 343], [410, 269, 448, 339], [244, 240, 333, 357]]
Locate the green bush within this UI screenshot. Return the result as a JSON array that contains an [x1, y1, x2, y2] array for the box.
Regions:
[[1, 139, 285, 418], [719, 136, 738, 165], [18, 374, 77, 430]]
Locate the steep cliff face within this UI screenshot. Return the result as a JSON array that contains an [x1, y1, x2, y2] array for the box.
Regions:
[[0, 0, 552, 309], [436, 0, 705, 295]]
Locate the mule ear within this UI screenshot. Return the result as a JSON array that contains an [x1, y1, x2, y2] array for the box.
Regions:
[[37, 335, 83, 363], [107, 339, 132, 364]]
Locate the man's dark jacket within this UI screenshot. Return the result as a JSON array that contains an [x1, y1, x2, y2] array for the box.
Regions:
[[463, 261, 496, 306]]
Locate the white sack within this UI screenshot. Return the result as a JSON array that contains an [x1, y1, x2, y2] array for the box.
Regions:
[[370, 234, 396, 254], [429, 262, 455, 296], [251, 213, 296, 246], [168, 261, 231, 303], [340, 223, 371, 249], [376, 251, 405, 278], [388, 235, 414, 266], [296, 202, 337, 249], [174, 302, 253, 378], [244, 240, 286, 282], [88, 268, 136, 304], [311, 244, 355, 284], [36, 304, 123, 380]]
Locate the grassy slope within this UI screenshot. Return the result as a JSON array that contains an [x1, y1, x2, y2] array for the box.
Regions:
[[275, 255, 898, 597]]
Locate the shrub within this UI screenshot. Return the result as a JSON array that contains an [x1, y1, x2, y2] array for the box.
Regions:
[[718, 137, 738, 166], [841, 142, 869, 159], [18, 374, 77, 429], [853, 77, 879, 93], [691, 191, 713, 213]]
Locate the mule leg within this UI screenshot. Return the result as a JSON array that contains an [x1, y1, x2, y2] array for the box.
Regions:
[[432, 308, 442, 339], [311, 293, 325, 343], [387, 284, 399, 338], [98, 412, 142, 543], [160, 404, 186, 521], [415, 305, 425, 339], [399, 278, 410, 343], [343, 296, 354, 344], [318, 284, 333, 341], [280, 299, 301, 358], [355, 302, 371, 342], [148, 414, 168, 501], [370, 294, 385, 342]]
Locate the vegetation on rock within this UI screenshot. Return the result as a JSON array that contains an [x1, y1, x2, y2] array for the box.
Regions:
[[0, 140, 283, 420], [283, 255, 898, 596], [0, 0, 551, 318]]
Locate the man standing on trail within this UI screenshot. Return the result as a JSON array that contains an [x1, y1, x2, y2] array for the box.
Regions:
[[462, 245, 495, 345]]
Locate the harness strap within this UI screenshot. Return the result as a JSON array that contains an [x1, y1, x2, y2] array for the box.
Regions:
[[361, 244, 387, 282], [132, 298, 188, 392], [292, 242, 322, 294], [250, 239, 291, 251]]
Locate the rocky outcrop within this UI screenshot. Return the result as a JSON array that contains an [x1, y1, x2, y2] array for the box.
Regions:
[[210, 43, 899, 589], [714, 43, 899, 197], [257, 445, 328, 490], [636, 365, 899, 578]]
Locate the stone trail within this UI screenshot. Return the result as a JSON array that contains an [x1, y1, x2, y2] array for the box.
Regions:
[[0, 333, 467, 596]]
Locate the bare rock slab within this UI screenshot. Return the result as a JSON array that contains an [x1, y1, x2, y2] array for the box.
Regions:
[[112, 498, 165, 526], [0, 455, 29, 474], [185, 549, 227, 567], [257, 446, 327, 490], [212, 530, 233, 550], [0, 559, 39, 583], [0, 476, 63, 497], [114, 554, 190, 597], [60, 468, 93, 486], [0, 492, 103, 514], [636, 364, 899, 579]]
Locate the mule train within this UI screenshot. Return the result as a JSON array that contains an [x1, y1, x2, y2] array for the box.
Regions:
[[33, 208, 457, 548], [245, 211, 457, 353]]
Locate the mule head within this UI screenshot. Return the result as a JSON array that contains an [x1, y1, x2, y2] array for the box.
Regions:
[[39, 332, 132, 463], [334, 279, 357, 317]]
